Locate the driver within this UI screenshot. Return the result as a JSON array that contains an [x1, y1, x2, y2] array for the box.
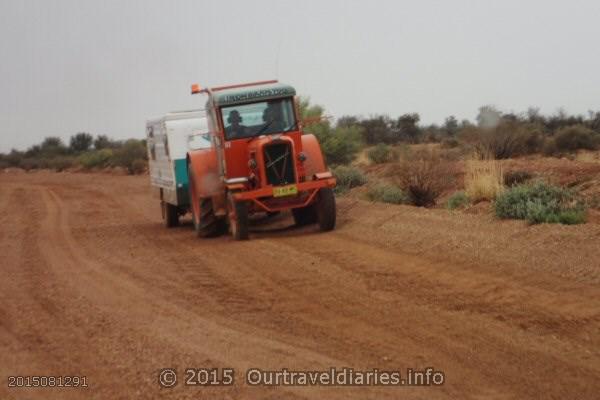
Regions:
[[226, 110, 247, 138], [262, 104, 285, 133]]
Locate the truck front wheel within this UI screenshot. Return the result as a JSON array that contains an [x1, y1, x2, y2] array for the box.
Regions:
[[228, 192, 249, 240], [316, 188, 336, 232], [292, 204, 317, 226]]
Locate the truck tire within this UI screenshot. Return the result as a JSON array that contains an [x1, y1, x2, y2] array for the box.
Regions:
[[316, 188, 336, 232], [228, 192, 249, 240], [162, 201, 179, 228], [196, 198, 224, 238], [188, 164, 224, 238], [292, 204, 317, 226]]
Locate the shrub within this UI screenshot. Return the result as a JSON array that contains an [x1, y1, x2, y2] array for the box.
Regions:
[[495, 181, 586, 224], [542, 138, 558, 156], [504, 170, 532, 186], [465, 159, 504, 202], [93, 134, 119, 150], [333, 165, 367, 193], [5, 150, 25, 167], [367, 143, 396, 164], [367, 183, 409, 204], [315, 125, 363, 166], [554, 125, 599, 153], [69, 132, 93, 153], [19, 158, 45, 171], [38, 137, 69, 157], [48, 156, 75, 172], [359, 115, 394, 144], [130, 159, 147, 175], [459, 121, 542, 159], [446, 191, 470, 210], [395, 150, 452, 207], [111, 139, 147, 174], [78, 149, 113, 169]]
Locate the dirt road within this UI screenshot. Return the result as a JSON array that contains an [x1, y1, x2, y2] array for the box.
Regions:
[[1, 170, 598, 399]]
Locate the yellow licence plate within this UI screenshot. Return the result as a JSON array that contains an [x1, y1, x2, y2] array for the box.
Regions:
[[273, 185, 298, 198]]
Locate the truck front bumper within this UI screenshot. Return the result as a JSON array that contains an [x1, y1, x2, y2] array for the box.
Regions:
[[232, 177, 336, 213]]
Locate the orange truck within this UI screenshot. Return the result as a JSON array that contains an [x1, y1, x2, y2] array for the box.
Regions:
[[186, 80, 336, 240]]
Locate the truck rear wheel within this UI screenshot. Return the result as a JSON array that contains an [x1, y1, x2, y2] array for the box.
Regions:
[[162, 201, 179, 228], [292, 204, 317, 226], [228, 192, 249, 240], [316, 188, 336, 231]]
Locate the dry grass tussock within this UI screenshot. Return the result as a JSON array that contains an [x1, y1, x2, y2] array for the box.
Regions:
[[465, 155, 505, 202]]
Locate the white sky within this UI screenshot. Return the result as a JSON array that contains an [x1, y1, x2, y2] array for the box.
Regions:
[[1, 0, 599, 151]]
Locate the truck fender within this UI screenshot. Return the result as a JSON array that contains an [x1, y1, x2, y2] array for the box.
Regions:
[[186, 150, 221, 199], [301, 134, 328, 178]]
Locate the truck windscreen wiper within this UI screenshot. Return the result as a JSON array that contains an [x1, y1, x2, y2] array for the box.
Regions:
[[247, 120, 275, 143]]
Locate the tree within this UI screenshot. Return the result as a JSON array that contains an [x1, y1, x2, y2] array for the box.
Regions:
[[298, 97, 330, 138], [69, 132, 93, 153], [336, 115, 360, 129], [396, 113, 421, 143], [300, 98, 362, 165], [586, 110, 600, 132], [38, 136, 68, 156], [443, 116, 458, 137], [93, 134, 113, 150], [359, 115, 393, 144]]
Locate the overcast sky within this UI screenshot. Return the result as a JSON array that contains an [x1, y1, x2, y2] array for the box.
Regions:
[[1, 0, 599, 152]]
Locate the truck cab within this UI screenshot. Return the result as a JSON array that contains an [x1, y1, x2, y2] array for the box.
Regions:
[[187, 80, 336, 240]]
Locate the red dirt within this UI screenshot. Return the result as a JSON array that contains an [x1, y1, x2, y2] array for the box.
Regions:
[[1, 171, 599, 399]]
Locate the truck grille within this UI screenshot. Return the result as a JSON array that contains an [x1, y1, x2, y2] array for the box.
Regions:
[[263, 142, 295, 186]]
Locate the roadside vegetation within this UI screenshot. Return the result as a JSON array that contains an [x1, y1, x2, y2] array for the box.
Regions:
[[446, 191, 470, 210], [297, 99, 596, 224], [1, 101, 597, 225], [0, 133, 147, 174], [366, 183, 409, 204], [464, 158, 504, 202], [495, 182, 587, 225], [332, 165, 368, 193], [367, 143, 397, 164]]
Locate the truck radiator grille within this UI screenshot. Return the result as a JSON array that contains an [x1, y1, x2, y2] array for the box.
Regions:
[[263, 142, 295, 186]]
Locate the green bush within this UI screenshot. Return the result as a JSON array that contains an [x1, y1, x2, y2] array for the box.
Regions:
[[367, 143, 396, 164], [48, 156, 75, 172], [19, 158, 47, 170], [367, 184, 409, 204], [316, 125, 363, 166], [333, 165, 367, 193], [494, 181, 586, 224], [554, 125, 599, 153], [111, 139, 147, 174], [504, 170, 533, 186], [78, 149, 113, 169], [446, 191, 470, 210], [130, 159, 147, 174]]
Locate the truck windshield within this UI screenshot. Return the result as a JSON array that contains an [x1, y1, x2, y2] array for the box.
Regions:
[[221, 98, 296, 140]]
